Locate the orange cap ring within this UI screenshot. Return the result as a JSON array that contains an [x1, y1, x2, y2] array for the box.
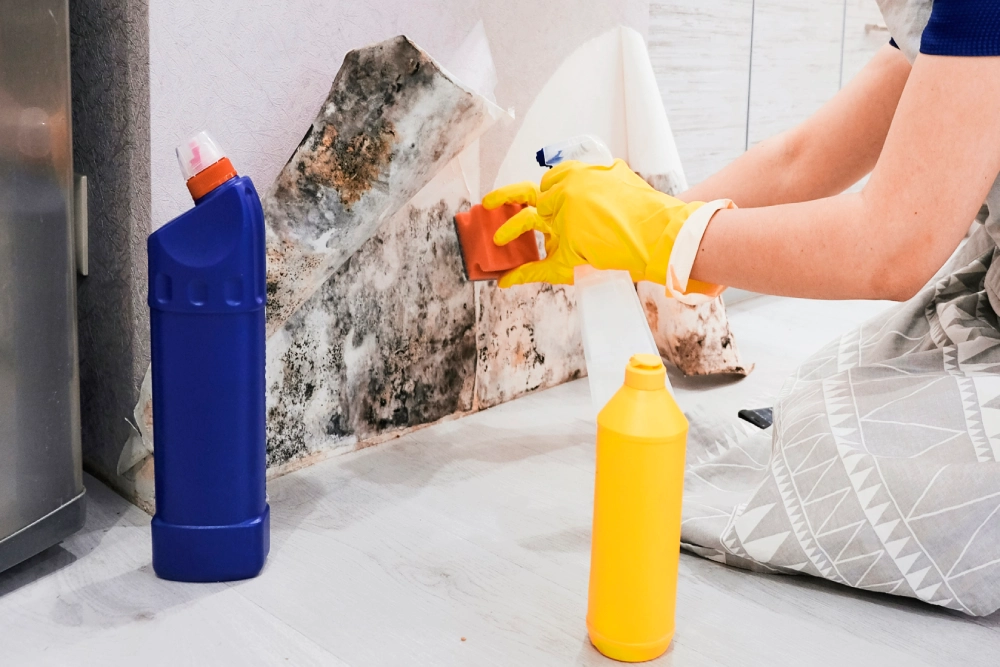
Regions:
[[186, 157, 238, 200]]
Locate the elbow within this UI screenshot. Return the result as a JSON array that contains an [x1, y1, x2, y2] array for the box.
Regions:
[[867, 244, 933, 302], [767, 129, 808, 175], [874, 272, 924, 302], [856, 191, 935, 302]]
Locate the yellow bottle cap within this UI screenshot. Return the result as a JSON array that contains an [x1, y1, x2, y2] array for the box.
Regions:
[[624, 353, 666, 391]]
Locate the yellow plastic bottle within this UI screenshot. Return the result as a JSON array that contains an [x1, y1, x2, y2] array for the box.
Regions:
[[587, 353, 688, 662]]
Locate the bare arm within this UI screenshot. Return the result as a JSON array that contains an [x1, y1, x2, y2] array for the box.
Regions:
[[690, 53, 1000, 301], [681, 45, 911, 207]]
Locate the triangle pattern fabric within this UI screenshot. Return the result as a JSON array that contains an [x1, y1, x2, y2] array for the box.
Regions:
[[680, 234, 1000, 616]]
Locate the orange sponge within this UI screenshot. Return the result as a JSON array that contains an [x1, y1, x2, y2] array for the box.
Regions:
[[453, 203, 541, 281]]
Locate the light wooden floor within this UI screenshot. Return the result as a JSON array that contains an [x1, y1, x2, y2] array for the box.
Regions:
[[3, 296, 999, 666]]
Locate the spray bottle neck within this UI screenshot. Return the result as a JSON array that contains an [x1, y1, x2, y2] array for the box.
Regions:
[[536, 135, 614, 168]]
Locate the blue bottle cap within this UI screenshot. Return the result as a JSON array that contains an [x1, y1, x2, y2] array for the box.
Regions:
[[535, 148, 547, 168]]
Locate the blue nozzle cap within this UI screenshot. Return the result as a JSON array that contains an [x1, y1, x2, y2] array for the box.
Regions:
[[535, 149, 546, 168]]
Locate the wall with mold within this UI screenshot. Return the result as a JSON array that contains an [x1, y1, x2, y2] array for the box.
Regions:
[[74, 1, 649, 505]]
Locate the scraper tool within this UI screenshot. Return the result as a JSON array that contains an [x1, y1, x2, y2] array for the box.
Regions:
[[453, 202, 540, 281]]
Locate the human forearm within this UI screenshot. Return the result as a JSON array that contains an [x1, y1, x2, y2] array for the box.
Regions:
[[680, 132, 804, 207], [689, 193, 902, 300], [680, 45, 910, 207], [691, 53, 1000, 302], [484, 54, 1000, 301]]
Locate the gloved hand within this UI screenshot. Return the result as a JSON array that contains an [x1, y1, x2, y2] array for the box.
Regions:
[[483, 159, 728, 295]]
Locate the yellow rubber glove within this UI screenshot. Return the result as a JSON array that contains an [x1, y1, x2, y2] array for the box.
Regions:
[[483, 159, 724, 294]]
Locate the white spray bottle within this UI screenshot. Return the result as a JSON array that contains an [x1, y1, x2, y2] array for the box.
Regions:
[[536, 135, 669, 415]]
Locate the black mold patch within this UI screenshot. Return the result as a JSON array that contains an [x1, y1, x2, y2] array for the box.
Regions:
[[266, 326, 342, 467], [474, 280, 585, 409], [266, 196, 476, 467], [340, 200, 476, 437]]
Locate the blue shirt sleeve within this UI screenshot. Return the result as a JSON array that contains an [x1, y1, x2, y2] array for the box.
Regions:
[[920, 0, 1000, 56]]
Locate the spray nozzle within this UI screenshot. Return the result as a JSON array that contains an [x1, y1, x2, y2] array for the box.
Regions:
[[176, 130, 238, 201], [535, 135, 614, 168], [176, 131, 227, 180]]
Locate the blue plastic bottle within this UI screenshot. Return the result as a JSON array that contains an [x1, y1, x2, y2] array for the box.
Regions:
[[148, 131, 269, 582]]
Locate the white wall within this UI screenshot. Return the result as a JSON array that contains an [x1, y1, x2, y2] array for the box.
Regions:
[[149, 0, 648, 228]]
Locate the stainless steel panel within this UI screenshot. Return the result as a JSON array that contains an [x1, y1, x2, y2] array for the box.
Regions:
[[0, 0, 84, 554], [0, 490, 84, 572]]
